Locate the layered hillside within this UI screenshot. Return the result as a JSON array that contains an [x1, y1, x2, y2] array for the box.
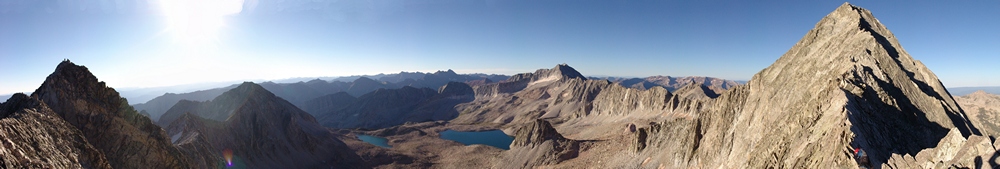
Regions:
[[0, 93, 111, 169], [164, 82, 364, 168], [31, 60, 193, 169]]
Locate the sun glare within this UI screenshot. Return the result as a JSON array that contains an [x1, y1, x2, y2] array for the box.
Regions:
[[159, 0, 244, 45]]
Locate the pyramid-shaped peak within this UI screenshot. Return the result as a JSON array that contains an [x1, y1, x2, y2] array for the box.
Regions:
[[39, 60, 102, 90], [220, 82, 276, 99], [550, 64, 586, 80]]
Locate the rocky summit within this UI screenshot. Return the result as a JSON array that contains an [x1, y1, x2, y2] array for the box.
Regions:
[[624, 2, 987, 168], [31, 60, 192, 169]]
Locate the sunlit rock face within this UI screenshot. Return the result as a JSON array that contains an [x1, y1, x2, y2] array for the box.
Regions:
[[625, 3, 981, 168], [31, 60, 193, 169], [0, 93, 111, 169], [165, 82, 365, 168]]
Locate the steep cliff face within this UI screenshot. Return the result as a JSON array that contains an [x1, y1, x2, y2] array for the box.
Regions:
[[0, 93, 111, 169], [165, 82, 364, 168], [31, 60, 193, 169], [627, 3, 979, 168]]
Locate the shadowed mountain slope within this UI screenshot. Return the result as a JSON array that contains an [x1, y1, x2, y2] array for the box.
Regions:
[[164, 82, 364, 168], [30, 60, 194, 169]]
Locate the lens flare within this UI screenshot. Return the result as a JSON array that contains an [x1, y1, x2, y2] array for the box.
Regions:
[[223, 149, 233, 166]]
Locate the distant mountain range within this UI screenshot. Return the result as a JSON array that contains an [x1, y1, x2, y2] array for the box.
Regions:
[[948, 86, 1000, 96], [133, 70, 511, 122], [131, 68, 748, 125]]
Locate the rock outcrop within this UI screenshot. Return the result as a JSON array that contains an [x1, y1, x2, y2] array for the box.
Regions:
[[882, 128, 1000, 168], [31, 60, 193, 169], [0, 93, 111, 169], [499, 119, 579, 168]]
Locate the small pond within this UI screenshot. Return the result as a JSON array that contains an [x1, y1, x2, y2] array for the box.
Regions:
[[357, 134, 391, 148], [439, 130, 514, 150]]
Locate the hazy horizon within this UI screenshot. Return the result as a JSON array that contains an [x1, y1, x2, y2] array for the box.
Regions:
[[2, 1, 998, 94]]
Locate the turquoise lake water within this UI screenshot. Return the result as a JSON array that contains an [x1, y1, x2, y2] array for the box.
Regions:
[[439, 130, 514, 150], [357, 134, 391, 148]]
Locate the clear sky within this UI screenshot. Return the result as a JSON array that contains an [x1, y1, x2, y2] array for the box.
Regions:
[[1, 0, 998, 94]]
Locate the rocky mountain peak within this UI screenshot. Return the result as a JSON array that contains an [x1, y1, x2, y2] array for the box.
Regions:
[[224, 82, 276, 98], [550, 64, 586, 80], [435, 69, 459, 76], [32, 60, 121, 116], [512, 119, 566, 147], [621, 3, 979, 168], [29, 60, 192, 169]]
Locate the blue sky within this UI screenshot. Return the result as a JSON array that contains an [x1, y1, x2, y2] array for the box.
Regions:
[[1, 0, 998, 94]]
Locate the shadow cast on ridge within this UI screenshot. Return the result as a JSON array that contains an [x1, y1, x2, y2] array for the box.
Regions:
[[856, 10, 981, 137], [844, 65, 950, 167]]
